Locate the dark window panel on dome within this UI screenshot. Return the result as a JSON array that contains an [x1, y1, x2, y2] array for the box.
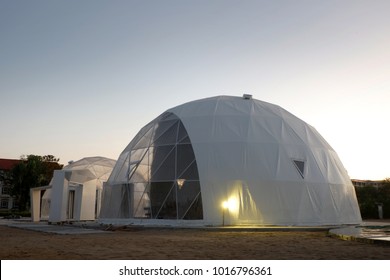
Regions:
[[179, 135, 191, 144], [176, 144, 197, 178], [177, 122, 189, 142], [150, 181, 176, 219], [177, 181, 202, 219], [157, 190, 177, 219], [152, 119, 179, 145], [293, 160, 305, 179], [182, 192, 203, 220], [177, 161, 199, 180], [151, 148, 176, 181], [152, 120, 179, 146], [149, 145, 175, 175]]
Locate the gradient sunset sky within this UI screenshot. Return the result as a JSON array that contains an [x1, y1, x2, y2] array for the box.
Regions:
[[1, 0, 389, 180]]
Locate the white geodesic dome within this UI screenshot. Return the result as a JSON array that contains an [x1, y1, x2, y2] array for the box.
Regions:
[[62, 156, 117, 187], [100, 95, 362, 226]]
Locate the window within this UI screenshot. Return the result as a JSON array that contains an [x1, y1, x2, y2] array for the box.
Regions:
[[1, 199, 9, 209], [1, 186, 11, 195], [292, 160, 305, 179]]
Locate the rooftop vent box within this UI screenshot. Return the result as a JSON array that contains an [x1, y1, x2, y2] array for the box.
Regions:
[[243, 94, 252, 100]]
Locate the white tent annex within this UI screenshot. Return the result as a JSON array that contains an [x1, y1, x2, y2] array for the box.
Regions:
[[99, 95, 362, 226], [31, 157, 116, 223]]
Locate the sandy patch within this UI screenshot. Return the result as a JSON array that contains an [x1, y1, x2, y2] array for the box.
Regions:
[[1, 225, 389, 259]]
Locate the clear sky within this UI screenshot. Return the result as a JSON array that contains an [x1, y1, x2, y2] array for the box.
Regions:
[[0, 0, 389, 180]]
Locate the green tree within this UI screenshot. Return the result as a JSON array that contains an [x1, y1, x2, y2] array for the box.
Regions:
[[355, 186, 378, 219], [355, 178, 390, 219], [41, 155, 62, 186], [10, 155, 62, 211], [378, 178, 390, 219]]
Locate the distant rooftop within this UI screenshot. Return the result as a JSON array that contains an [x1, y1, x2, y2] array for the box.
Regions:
[[351, 179, 386, 188], [0, 158, 22, 171]]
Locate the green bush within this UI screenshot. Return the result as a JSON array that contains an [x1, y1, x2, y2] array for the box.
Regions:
[[355, 183, 390, 219], [0, 210, 31, 218]]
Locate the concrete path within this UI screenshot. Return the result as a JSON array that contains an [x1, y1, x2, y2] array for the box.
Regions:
[[329, 221, 390, 245], [2, 218, 390, 243], [0, 218, 110, 235]]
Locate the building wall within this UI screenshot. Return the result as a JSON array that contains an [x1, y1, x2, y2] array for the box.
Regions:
[[351, 179, 385, 188], [0, 159, 22, 211], [0, 170, 15, 210]]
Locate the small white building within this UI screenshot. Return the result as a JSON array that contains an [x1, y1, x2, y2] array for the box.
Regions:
[[31, 157, 116, 223]]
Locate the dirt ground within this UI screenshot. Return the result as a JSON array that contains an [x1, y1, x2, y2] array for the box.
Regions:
[[0, 225, 389, 260]]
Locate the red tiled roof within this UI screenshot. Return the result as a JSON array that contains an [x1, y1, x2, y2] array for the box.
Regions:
[[0, 158, 22, 171]]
